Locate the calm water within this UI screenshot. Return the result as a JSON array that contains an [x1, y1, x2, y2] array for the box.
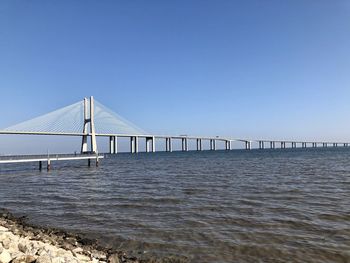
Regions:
[[0, 148, 349, 262]]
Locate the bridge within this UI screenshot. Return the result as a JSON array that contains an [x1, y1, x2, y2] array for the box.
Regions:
[[0, 96, 348, 169]]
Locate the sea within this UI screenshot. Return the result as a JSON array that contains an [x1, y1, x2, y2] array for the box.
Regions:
[[0, 148, 349, 262]]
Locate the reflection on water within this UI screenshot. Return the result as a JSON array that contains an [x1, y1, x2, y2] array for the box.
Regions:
[[0, 148, 349, 262]]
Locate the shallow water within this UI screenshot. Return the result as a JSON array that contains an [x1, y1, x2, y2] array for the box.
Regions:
[[0, 148, 349, 262]]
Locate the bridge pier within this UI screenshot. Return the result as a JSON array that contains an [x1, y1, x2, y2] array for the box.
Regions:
[[259, 141, 264, 149], [39, 161, 42, 171], [146, 137, 156, 152], [130, 136, 138, 153], [280, 142, 286, 149], [225, 140, 231, 150], [210, 139, 216, 150], [109, 136, 117, 154], [165, 137, 172, 152], [182, 138, 188, 151], [245, 141, 251, 150], [81, 97, 97, 154], [270, 141, 275, 149], [196, 139, 202, 151]]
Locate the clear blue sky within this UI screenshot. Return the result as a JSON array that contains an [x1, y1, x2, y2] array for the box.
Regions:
[[1, 0, 350, 153]]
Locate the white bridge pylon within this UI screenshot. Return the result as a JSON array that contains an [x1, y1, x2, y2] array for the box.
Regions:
[[1, 96, 147, 154]]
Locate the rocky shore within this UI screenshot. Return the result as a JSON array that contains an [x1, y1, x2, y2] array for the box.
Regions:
[[0, 209, 184, 263]]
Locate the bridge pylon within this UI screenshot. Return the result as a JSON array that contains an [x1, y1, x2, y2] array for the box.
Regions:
[[81, 96, 98, 153]]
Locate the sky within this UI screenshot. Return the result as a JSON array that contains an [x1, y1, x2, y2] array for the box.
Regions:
[[0, 0, 350, 153]]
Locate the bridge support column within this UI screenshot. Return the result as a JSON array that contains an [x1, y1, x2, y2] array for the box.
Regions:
[[259, 141, 264, 149], [182, 138, 188, 151], [225, 140, 231, 150], [81, 96, 97, 154], [146, 137, 155, 152], [39, 161, 42, 171], [146, 137, 152, 153], [130, 137, 134, 153], [196, 139, 202, 151], [245, 141, 251, 150], [109, 136, 117, 154], [152, 136, 155, 152], [165, 138, 171, 152], [130, 137, 138, 153], [270, 141, 275, 149]]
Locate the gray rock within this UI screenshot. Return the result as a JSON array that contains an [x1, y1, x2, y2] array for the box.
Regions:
[[18, 242, 27, 253], [108, 254, 121, 263], [36, 254, 52, 263], [0, 249, 12, 263], [51, 257, 64, 263], [11, 255, 37, 263], [1, 239, 10, 250]]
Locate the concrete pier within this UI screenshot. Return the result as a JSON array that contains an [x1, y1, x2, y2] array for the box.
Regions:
[[165, 137, 172, 152], [270, 141, 275, 149], [259, 141, 264, 149], [146, 137, 156, 152], [245, 141, 251, 150], [225, 140, 231, 150], [182, 138, 188, 151], [109, 136, 117, 154], [210, 139, 217, 150], [196, 139, 202, 151]]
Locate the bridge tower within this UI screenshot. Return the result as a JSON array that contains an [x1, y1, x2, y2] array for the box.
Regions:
[[81, 96, 98, 153]]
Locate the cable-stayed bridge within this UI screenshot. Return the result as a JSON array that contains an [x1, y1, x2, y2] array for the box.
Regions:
[[0, 96, 349, 169]]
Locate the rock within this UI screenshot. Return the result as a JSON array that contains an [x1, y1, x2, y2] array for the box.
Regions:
[[18, 242, 27, 253], [71, 247, 83, 257], [55, 248, 73, 258], [0, 227, 8, 232], [51, 257, 64, 263], [92, 250, 106, 259], [11, 255, 36, 263], [36, 254, 52, 263], [0, 249, 12, 263], [75, 253, 91, 262], [108, 254, 121, 263], [1, 238, 10, 250]]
